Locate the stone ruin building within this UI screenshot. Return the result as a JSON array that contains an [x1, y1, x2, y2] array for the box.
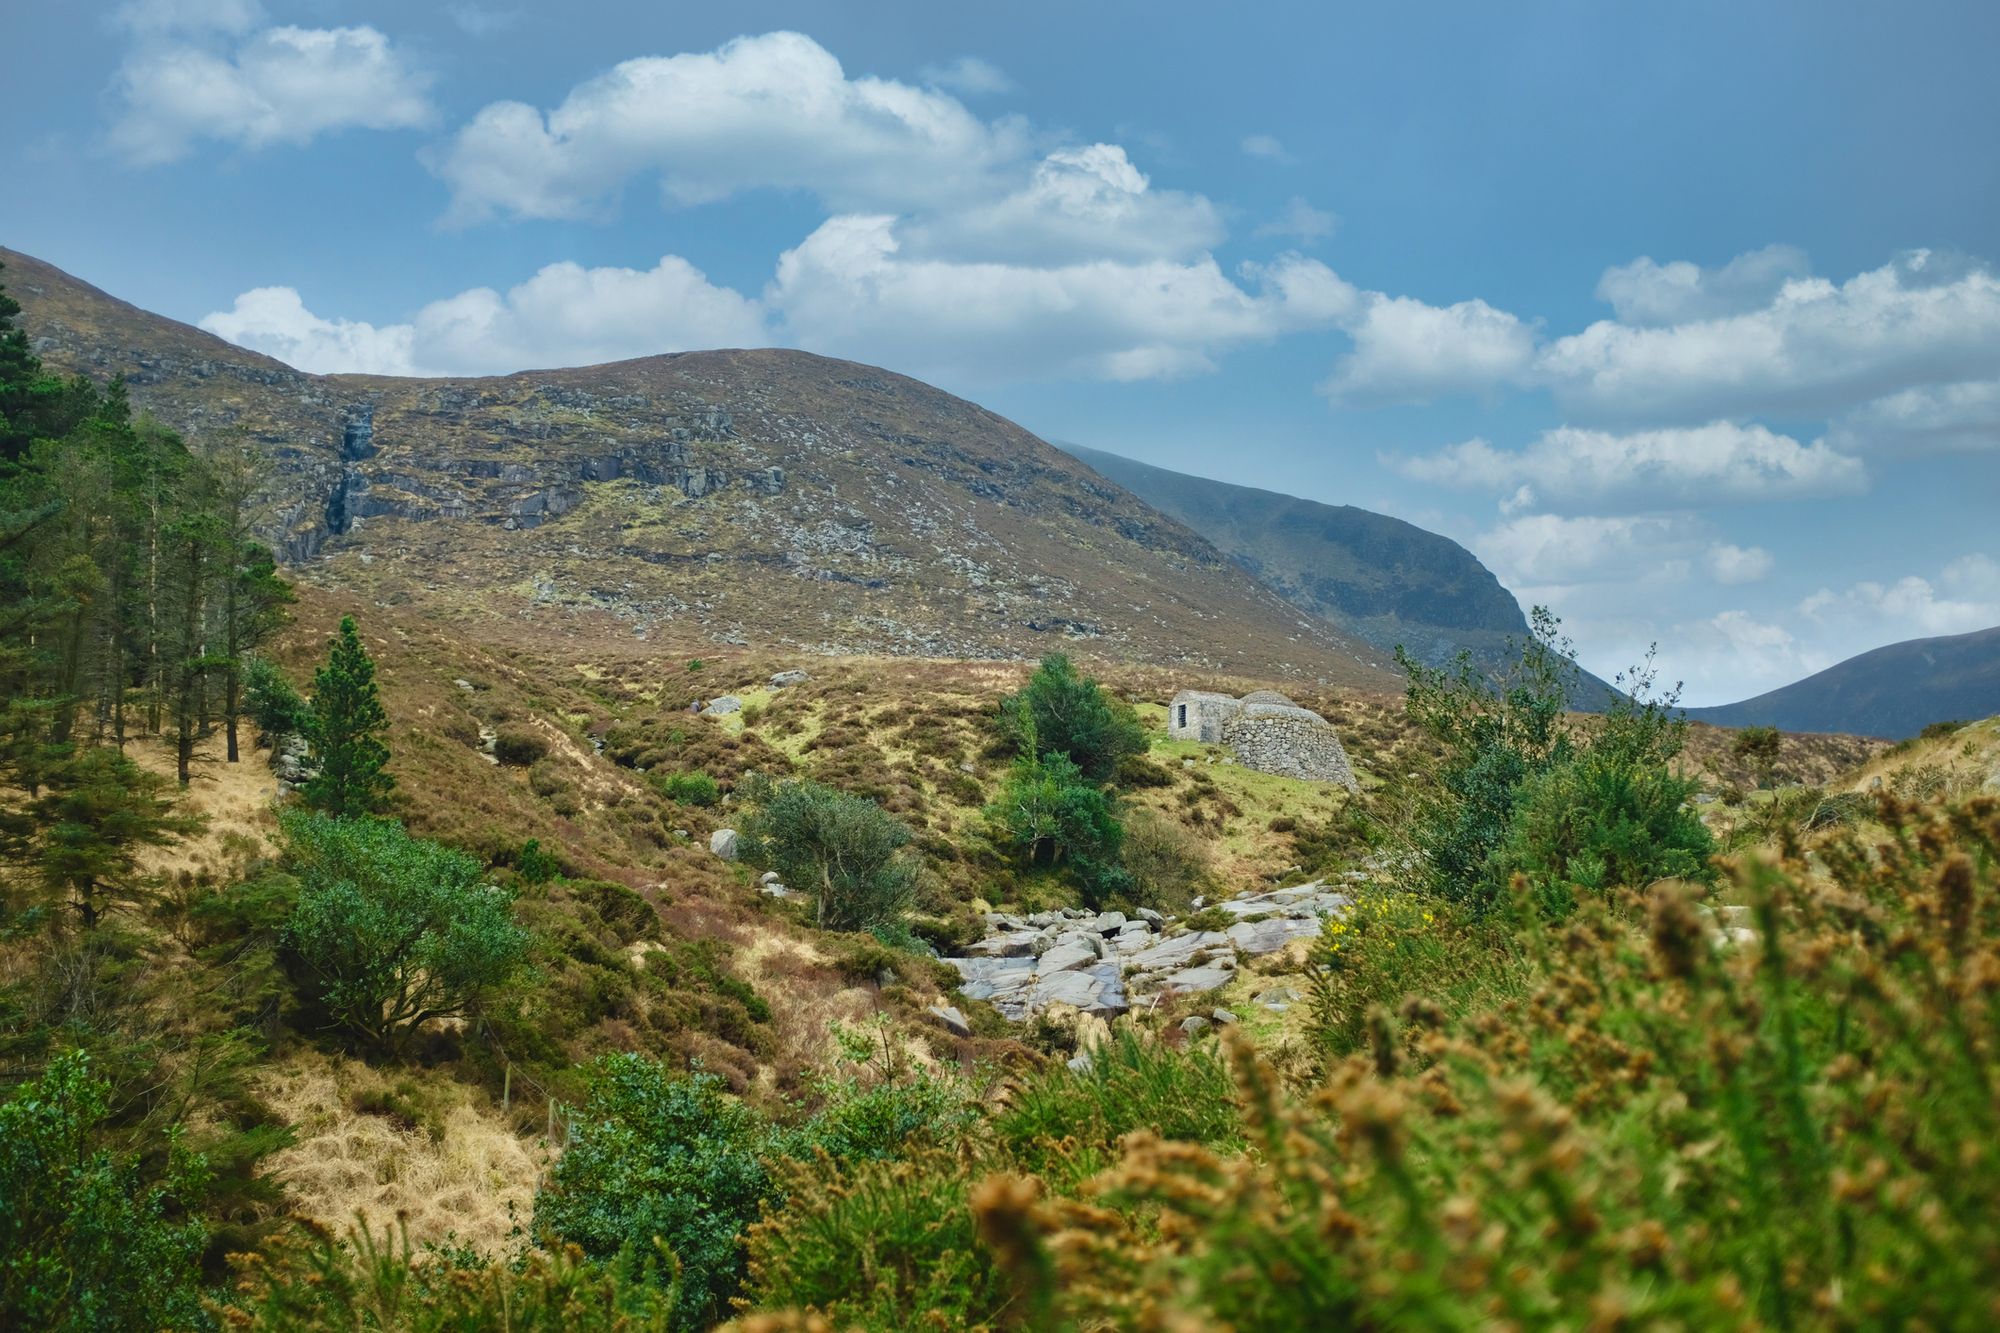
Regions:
[[1167, 688, 1358, 790]]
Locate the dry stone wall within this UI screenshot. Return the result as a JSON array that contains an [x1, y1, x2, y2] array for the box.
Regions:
[[1223, 705, 1358, 789]]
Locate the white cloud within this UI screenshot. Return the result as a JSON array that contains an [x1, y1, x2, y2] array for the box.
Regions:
[[918, 56, 1013, 96], [430, 31, 1026, 224], [1672, 610, 1823, 701], [1321, 294, 1536, 406], [199, 286, 417, 375], [200, 255, 768, 376], [1706, 543, 1774, 585], [1390, 421, 1866, 509], [108, 21, 433, 164], [1539, 250, 2000, 421], [1240, 134, 1292, 162], [1472, 513, 1694, 587], [1799, 554, 2000, 641], [1594, 244, 1809, 326], [898, 144, 1224, 264], [1831, 378, 2000, 454], [1253, 196, 1337, 244], [765, 215, 1354, 385]]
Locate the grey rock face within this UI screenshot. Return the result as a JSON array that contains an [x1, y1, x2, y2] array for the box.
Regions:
[[1036, 941, 1098, 976], [709, 828, 740, 860], [703, 696, 742, 715]]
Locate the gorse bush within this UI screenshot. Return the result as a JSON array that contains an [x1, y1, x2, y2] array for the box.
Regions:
[[740, 777, 917, 931], [219, 1223, 678, 1331], [1401, 610, 1712, 914], [742, 791, 2000, 1330], [279, 812, 529, 1050], [0, 1051, 209, 1333], [533, 1054, 771, 1330]]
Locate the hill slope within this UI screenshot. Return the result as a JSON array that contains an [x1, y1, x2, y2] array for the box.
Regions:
[[3, 247, 1395, 686], [1062, 443, 1619, 701], [1685, 625, 2000, 739]]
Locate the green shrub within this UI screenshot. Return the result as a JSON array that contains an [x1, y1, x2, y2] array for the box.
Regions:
[[242, 656, 310, 746], [986, 749, 1126, 905], [492, 729, 549, 766], [0, 1051, 209, 1332], [1307, 885, 1520, 1058], [222, 1221, 677, 1331], [997, 653, 1147, 783], [1731, 723, 1782, 787], [533, 1054, 770, 1329], [994, 1031, 1239, 1187], [516, 837, 562, 884], [652, 771, 720, 807], [279, 812, 530, 1049], [1919, 718, 1969, 740], [740, 778, 917, 932], [1117, 807, 1213, 910]]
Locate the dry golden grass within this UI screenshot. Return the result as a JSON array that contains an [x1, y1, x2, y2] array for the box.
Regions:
[[258, 1052, 546, 1258], [127, 729, 280, 885]]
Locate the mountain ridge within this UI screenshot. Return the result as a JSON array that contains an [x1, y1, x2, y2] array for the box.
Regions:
[[1685, 624, 2000, 740], [2, 245, 1398, 687]]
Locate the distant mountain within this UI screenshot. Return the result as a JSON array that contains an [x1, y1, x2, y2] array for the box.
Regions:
[[1060, 443, 1618, 700], [1686, 625, 2000, 739], [2, 246, 1398, 686]]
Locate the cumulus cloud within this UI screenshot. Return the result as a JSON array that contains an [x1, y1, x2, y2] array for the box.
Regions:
[[1831, 378, 2000, 454], [1240, 134, 1292, 162], [1321, 295, 1537, 406], [1472, 513, 1697, 588], [430, 31, 1026, 224], [199, 286, 416, 375], [918, 56, 1013, 96], [200, 255, 768, 377], [1593, 244, 1810, 326], [1389, 421, 1866, 510], [1538, 250, 2000, 422], [897, 143, 1224, 264], [1705, 543, 1774, 585], [766, 215, 1354, 385], [107, 18, 433, 164], [1254, 196, 1337, 244], [1799, 553, 2000, 641]]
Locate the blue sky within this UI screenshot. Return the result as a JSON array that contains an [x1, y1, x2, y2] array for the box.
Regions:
[[4, 0, 1998, 703]]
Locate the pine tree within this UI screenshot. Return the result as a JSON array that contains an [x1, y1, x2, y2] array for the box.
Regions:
[[28, 745, 200, 929], [303, 616, 393, 817]]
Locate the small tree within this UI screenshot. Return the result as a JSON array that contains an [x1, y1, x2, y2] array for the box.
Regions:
[[243, 656, 311, 748], [534, 1054, 770, 1329], [742, 779, 916, 931], [279, 812, 528, 1049], [1731, 724, 1782, 789], [28, 746, 201, 929], [987, 749, 1123, 875], [997, 653, 1147, 784], [303, 615, 393, 817]]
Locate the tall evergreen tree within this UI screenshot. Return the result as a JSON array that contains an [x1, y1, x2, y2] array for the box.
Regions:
[[303, 616, 393, 817], [27, 745, 200, 929]]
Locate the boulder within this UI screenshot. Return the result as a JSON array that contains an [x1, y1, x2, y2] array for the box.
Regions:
[[1086, 911, 1127, 934], [928, 1003, 973, 1038], [1036, 941, 1098, 976], [1180, 1015, 1212, 1037], [969, 932, 1041, 959], [769, 670, 811, 688], [703, 695, 742, 715], [1211, 1008, 1239, 1025], [709, 828, 740, 860]]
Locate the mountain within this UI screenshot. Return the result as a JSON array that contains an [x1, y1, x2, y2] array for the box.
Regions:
[[2, 246, 1397, 687], [1060, 443, 1620, 702], [1685, 625, 2000, 740]]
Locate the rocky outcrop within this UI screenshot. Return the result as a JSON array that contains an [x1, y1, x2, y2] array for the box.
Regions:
[[943, 881, 1351, 1021]]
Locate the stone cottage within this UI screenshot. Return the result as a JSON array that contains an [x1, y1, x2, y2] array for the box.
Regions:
[[1167, 688, 1358, 790]]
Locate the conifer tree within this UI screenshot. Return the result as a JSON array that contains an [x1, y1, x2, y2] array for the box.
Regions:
[[28, 746, 200, 929], [303, 616, 392, 817]]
